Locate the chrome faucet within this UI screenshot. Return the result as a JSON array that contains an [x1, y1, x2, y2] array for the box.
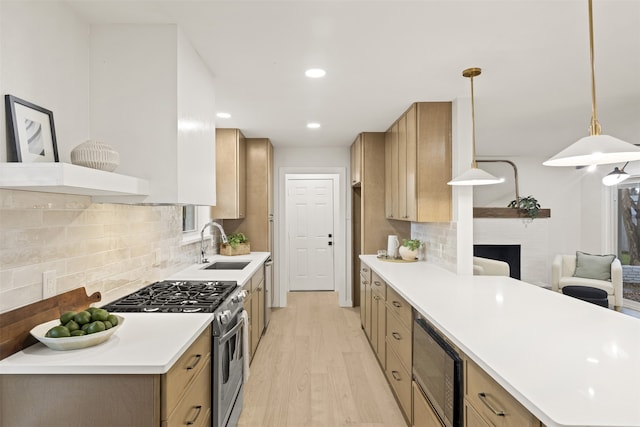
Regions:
[[200, 221, 228, 263]]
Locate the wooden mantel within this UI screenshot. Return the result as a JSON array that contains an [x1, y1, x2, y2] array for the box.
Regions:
[[473, 207, 551, 219]]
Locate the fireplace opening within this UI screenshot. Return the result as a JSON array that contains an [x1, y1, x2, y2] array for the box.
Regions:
[[473, 244, 521, 280]]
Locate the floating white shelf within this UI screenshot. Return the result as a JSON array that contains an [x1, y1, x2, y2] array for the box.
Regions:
[[0, 163, 149, 197]]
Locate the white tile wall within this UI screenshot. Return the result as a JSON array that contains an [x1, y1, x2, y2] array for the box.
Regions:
[[0, 189, 200, 313], [412, 222, 457, 273]]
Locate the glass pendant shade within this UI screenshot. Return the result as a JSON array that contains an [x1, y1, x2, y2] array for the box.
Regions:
[[544, 135, 640, 167], [448, 167, 505, 186], [602, 166, 630, 186]]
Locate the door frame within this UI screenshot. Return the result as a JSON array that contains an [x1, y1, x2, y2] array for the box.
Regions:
[[278, 168, 349, 307]]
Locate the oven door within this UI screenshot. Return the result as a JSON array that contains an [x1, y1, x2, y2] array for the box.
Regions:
[[213, 316, 244, 427]]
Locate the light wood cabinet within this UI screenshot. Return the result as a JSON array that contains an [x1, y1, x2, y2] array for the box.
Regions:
[[0, 326, 212, 427], [351, 133, 410, 307], [385, 288, 412, 424], [359, 264, 371, 331], [465, 357, 540, 427], [465, 401, 490, 427], [245, 266, 265, 362], [413, 381, 443, 427], [385, 102, 452, 222], [211, 128, 246, 219], [226, 138, 273, 252], [371, 271, 386, 368]]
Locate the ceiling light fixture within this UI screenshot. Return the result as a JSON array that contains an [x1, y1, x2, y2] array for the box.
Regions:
[[543, 0, 640, 167], [216, 112, 231, 119], [305, 69, 326, 78], [602, 162, 630, 186], [307, 122, 321, 129], [448, 68, 503, 186]]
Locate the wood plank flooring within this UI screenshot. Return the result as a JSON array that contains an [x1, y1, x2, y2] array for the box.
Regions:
[[238, 291, 407, 427]]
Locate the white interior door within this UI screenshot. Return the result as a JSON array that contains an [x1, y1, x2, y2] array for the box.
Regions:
[[287, 178, 335, 291]]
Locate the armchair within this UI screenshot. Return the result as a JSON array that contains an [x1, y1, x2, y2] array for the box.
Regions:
[[473, 256, 510, 277], [551, 254, 623, 309]]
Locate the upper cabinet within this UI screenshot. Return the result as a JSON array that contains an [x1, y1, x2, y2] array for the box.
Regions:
[[351, 136, 362, 186], [385, 102, 452, 222], [89, 24, 216, 205], [210, 129, 246, 219]]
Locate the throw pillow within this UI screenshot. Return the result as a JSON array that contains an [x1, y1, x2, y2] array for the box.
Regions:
[[573, 251, 616, 281]]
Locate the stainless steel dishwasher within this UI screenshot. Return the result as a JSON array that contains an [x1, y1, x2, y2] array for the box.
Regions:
[[264, 257, 273, 328]]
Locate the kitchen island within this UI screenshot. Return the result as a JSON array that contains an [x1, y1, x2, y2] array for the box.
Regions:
[[360, 255, 640, 427]]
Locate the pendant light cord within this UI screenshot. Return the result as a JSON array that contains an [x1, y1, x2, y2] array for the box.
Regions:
[[470, 73, 477, 168], [588, 0, 601, 136]]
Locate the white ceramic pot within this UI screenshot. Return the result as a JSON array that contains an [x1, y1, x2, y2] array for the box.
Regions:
[[71, 140, 120, 172], [399, 245, 418, 261]]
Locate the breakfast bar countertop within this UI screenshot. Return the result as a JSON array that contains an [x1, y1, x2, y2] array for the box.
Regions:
[[360, 254, 640, 427]]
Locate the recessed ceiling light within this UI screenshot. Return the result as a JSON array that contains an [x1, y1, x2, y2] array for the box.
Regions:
[[305, 69, 326, 78], [216, 112, 231, 119], [307, 122, 321, 129]]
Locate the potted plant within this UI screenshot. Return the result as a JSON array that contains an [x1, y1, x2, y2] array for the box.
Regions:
[[507, 195, 540, 220], [399, 239, 422, 261], [220, 232, 251, 256]]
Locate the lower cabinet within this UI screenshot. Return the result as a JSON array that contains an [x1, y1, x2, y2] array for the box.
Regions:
[[0, 326, 212, 427], [464, 357, 541, 427], [245, 266, 265, 363], [386, 341, 413, 422], [412, 381, 443, 427], [371, 271, 386, 368]]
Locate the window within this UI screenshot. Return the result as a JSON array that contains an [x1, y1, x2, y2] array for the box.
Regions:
[[181, 205, 211, 245], [616, 181, 640, 308]]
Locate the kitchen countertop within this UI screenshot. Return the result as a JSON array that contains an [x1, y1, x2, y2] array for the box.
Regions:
[[360, 255, 640, 427], [0, 252, 271, 375], [168, 251, 271, 286], [0, 313, 213, 374]]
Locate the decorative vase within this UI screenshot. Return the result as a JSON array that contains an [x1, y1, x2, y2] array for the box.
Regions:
[[399, 245, 418, 261], [70, 140, 120, 172]]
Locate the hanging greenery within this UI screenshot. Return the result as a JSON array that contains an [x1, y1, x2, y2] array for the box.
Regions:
[[507, 195, 541, 220]]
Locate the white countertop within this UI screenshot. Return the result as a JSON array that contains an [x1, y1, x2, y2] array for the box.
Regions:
[[360, 255, 640, 427], [0, 313, 213, 374], [167, 252, 271, 287], [0, 252, 270, 375]]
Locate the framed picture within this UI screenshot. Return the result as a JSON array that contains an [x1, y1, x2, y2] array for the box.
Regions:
[[5, 95, 59, 162]]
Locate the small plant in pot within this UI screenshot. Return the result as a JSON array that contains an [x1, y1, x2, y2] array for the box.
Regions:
[[399, 239, 422, 261], [221, 232, 250, 256], [507, 195, 540, 220]]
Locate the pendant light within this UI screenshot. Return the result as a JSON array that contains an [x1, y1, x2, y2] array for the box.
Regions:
[[543, 0, 640, 167], [448, 68, 503, 186], [602, 162, 630, 186]]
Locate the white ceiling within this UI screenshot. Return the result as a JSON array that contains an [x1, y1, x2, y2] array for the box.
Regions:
[[67, 0, 640, 158]]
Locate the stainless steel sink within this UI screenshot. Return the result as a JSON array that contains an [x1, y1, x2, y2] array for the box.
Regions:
[[202, 261, 250, 270]]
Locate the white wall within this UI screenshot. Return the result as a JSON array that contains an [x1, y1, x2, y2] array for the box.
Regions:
[[0, 1, 89, 163], [273, 146, 351, 307]]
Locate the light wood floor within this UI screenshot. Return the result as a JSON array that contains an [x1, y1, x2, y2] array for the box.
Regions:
[[238, 291, 407, 427]]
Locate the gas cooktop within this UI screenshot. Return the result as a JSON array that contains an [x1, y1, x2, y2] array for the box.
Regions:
[[102, 280, 238, 313]]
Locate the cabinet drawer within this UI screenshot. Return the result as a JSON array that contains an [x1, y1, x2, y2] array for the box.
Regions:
[[162, 326, 211, 418], [360, 264, 372, 284], [465, 359, 538, 427], [385, 342, 412, 422], [386, 286, 412, 329], [165, 356, 211, 427], [386, 308, 411, 372], [413, 381, 443, 427], [371, 271, 386, 299], [464, 400, 490, 427]]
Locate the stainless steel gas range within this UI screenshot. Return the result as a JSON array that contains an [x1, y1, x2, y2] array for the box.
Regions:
[[103, 280, 247, 427]]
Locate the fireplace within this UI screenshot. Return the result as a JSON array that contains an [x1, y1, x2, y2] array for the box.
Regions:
[[473, 244, 521, 280]]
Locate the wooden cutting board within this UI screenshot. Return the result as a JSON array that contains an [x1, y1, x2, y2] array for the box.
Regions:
[[0, 287, 101, 360]]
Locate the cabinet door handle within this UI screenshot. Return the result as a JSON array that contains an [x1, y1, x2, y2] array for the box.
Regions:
[[363, 281, 368, 285], [186, 354, 202, 370], [392, 301, 402, 308], [186, 405, 203, 425], [391, 370, 402, 381], [363, 268, 369, 272], [478, 392, 506, 416], [374, 281, 382, 286], [392, 332, 402, 340]]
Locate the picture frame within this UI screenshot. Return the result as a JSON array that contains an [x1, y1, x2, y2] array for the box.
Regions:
[[5, 95, 59, 163]]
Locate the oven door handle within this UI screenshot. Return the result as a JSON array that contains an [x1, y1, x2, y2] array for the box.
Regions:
[[219, 316, 244, 345]]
